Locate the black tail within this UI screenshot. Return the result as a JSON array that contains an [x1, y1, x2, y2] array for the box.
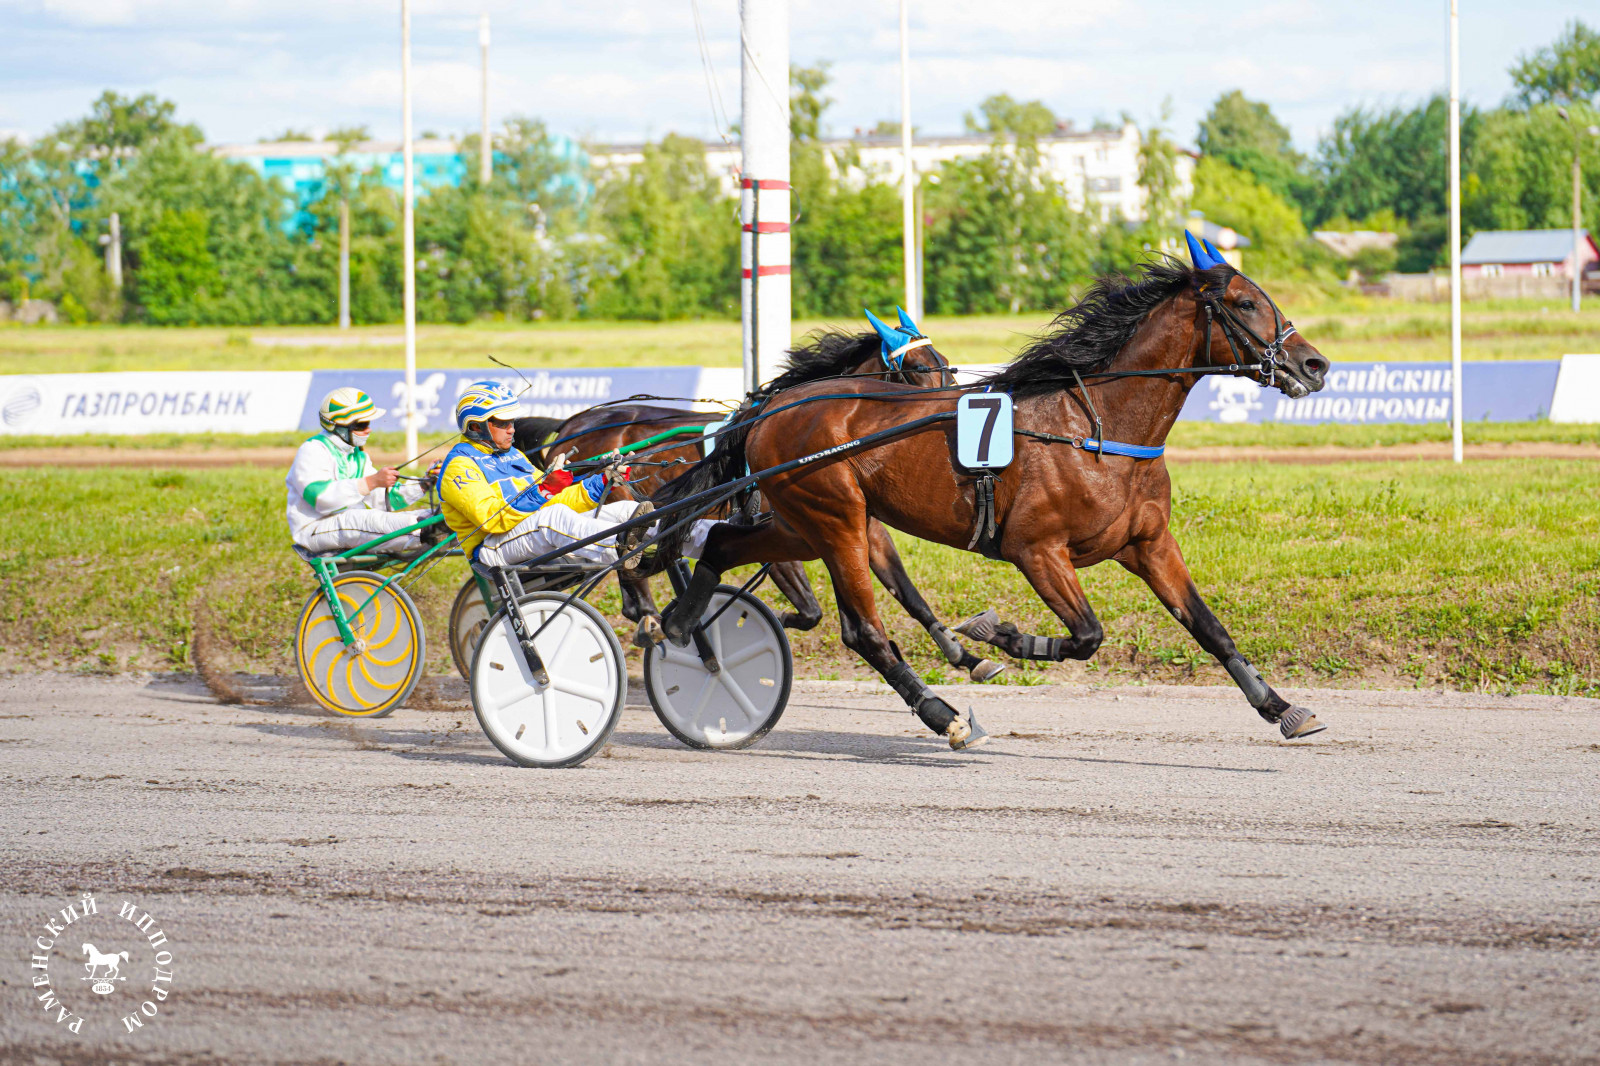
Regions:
[[512, 416, 565, 467]]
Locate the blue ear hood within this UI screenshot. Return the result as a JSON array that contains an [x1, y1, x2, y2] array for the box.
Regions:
[[1203, 237, 1227, 265], [864, 308, 907, 348], [1185, 229, 1224, 270], [895, 306, 923, 337], [864, 308, 914, 369]]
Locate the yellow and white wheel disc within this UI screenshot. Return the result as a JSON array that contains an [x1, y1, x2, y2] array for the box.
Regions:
[[295, 571, 424, 717]]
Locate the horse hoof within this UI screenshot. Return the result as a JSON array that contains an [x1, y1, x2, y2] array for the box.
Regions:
[[969, 659, 1007, 682], [947, 707, 990, 750], [632, 616, 665, 649], [953, 608, 1000, 642], [1278, 706, 1326, 740]]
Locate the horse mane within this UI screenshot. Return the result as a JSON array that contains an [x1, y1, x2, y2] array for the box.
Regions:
[[981, 258, 1235, 398], [757, 330, 883, 399]]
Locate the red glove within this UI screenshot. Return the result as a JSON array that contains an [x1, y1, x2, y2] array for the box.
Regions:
[[538, 469, 574, 494]]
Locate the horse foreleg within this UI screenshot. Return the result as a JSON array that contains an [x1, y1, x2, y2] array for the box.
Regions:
[[865, 522, 1005, 682], [954, 543, 1104, 662], [767, 561, 824, 630], [1117, 528, 1325, 739]]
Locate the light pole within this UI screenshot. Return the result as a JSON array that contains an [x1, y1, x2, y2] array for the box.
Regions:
[[1555, 106, 1599, 314], [899, 0, 918, 322], [400, 0, 418, 459], [479, 14, 492, 186], [739, 0, 790, 395], [1448, 0, 1462, 463]]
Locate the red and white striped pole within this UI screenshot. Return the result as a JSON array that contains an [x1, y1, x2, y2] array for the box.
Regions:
[[740, 0, 790, 394]]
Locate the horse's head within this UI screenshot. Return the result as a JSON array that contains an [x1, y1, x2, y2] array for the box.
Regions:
[[863, 307, 956, 387], [1186, 233, 1328, 399]]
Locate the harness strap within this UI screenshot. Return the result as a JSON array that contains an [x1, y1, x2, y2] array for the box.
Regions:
[[885, 336, 933, 366], [965, 474, 1002, 559]]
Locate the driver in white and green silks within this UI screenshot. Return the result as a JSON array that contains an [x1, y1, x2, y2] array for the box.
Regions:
[[285, 387, 442, 554]]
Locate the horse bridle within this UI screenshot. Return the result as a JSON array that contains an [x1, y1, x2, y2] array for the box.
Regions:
[[1197, 274, 1298, 390], [881, 333, 955, 387]]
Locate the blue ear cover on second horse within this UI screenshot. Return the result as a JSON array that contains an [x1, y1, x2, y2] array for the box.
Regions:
[[895, 306, 923, 338], [1203, 238, 1228, 266], [864, 307, 903, 348]]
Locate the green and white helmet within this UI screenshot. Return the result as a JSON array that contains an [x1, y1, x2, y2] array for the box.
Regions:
[[318, 387, 383, 445]]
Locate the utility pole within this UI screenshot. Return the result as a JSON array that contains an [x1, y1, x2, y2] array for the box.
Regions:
[[401, 0, 418, 458], [1448, 0, 1462, 464], [479, 13, 492, 186], [338, 198, 351, 330], [899, 0, 918, 322], [739, 0, 790, 394], [104, 211, 122, 289], [1556, 107, 1599, 313]]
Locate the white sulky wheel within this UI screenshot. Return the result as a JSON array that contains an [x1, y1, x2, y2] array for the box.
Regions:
[[448, 576, 493, 682], [295, 570, 425, 718], [644, 584, 792, 750], [469, 592, 624, 768]]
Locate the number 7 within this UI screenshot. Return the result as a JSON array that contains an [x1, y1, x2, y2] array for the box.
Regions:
[[970, 397, 1003, 462]]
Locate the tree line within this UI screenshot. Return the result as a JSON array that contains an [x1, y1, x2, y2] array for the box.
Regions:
[[1, 20, 1595, 326]]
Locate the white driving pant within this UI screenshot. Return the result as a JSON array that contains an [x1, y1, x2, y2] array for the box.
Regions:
[[476, 501, 714, 569], [297, 510, 424, 555]]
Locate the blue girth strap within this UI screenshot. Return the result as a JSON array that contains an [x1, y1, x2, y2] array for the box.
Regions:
[[1083, 438, 1165, 459]]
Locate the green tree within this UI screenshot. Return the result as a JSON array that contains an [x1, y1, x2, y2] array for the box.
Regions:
[[57, 90, 202, 153], [1510, 20, 1600, 107], [1463, 103, 1600, 237], [1198, 90, 1294, 158], [964, 94, 1059, 142], [136, 209, 219, 325], [1190, 156, 1308, 277], [587, 134, 737, 320], [788, 63, 904, 316], [923, 143, 1094, 313], [1197, 91, 1317, 219]]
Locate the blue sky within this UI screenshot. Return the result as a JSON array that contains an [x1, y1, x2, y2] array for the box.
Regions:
[[0, 1, 1590, 152]]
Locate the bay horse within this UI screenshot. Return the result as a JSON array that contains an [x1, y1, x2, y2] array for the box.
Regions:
[[520, 316, 1004, 681], [657, 252, 1331, 748]]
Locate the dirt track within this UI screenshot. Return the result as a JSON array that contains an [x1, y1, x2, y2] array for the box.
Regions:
[[4, 440, 1599, 468], [2, 673, 1597, 1064]]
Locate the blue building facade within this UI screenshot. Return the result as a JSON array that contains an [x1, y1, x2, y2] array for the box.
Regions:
[[213, 136, 588, 232]]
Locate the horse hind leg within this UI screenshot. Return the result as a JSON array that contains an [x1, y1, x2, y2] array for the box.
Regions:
[[823, 532, 986, 750], [767, 561, 823, 631], [864, 522, 1005, 681]]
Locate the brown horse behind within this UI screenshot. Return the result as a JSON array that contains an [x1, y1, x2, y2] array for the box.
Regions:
[[524, 323, 1003, 680], [658, 259, 1331, 747]]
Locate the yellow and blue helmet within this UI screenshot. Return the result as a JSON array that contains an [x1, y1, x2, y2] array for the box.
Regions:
[[455, 380, 523, 442]]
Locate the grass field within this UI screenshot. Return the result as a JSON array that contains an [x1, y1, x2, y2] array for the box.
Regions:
[[3, 462, 1595, 697], [2, 297, 1598, 376]]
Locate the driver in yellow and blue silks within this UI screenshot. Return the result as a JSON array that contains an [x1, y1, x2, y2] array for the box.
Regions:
[[436, 381, 716, 571]]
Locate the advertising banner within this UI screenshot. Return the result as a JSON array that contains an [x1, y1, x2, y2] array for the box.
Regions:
[[297, 367, 704, 433], [0, 372, 313, 436], [1177, 361, 1560, 424], [1549, 355, 1600, 422]]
